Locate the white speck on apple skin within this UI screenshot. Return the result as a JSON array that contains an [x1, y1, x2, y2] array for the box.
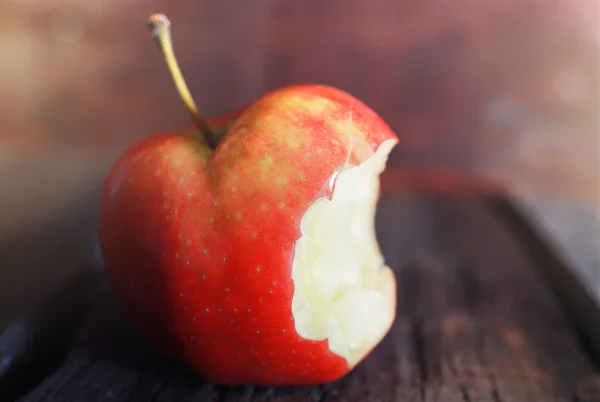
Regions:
[[259, 203, 267, 211], [202, 249, 208, 255], [235, 211, 242, 219], [251, 232, 258, 238], [156, 169, 161, 176], [221, 256, 227, 263], [255, 266, 261, 272], [233, 307, 238, 313], [279, 202, 286, 209]]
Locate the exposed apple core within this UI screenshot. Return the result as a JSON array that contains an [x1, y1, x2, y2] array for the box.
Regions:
[[291, 138, 397, 367]]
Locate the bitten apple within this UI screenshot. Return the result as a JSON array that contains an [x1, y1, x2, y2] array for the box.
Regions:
[[99, 14, 398, 386]]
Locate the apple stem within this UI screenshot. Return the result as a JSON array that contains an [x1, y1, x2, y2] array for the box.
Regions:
[[148, 14, 217, 148]]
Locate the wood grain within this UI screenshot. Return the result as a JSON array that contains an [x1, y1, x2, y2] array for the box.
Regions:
[[12, 196, 599, 402]]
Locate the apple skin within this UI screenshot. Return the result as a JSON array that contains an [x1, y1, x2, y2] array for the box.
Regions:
[[99, 84, 398, 386]]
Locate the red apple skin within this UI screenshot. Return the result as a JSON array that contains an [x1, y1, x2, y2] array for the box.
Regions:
[[99, 84, 398, 386]]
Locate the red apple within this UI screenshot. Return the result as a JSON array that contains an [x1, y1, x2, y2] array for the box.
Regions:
[[99, 14, 398, 386]]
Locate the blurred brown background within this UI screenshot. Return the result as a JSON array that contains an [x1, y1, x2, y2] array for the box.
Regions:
[[0, 0, 598, 330]]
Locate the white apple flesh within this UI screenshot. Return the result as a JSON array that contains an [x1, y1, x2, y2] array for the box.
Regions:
[[291, 139, 397, 367]]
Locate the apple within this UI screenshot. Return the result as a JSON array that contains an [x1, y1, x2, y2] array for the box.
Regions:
[[99, 14, 398, 386]]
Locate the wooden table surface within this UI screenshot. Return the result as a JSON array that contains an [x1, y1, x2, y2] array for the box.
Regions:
[[2, 194, 598, 402]]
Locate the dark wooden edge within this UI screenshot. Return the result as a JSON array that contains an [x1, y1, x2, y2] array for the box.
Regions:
[[488, 196, 600, 369], [0, 268, 103, 402]]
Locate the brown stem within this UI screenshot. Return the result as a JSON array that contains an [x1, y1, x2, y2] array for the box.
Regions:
[[147, 14, 217, 148]]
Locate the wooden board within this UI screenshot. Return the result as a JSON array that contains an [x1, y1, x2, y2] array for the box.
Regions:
[[4, 195, 600, 401]]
